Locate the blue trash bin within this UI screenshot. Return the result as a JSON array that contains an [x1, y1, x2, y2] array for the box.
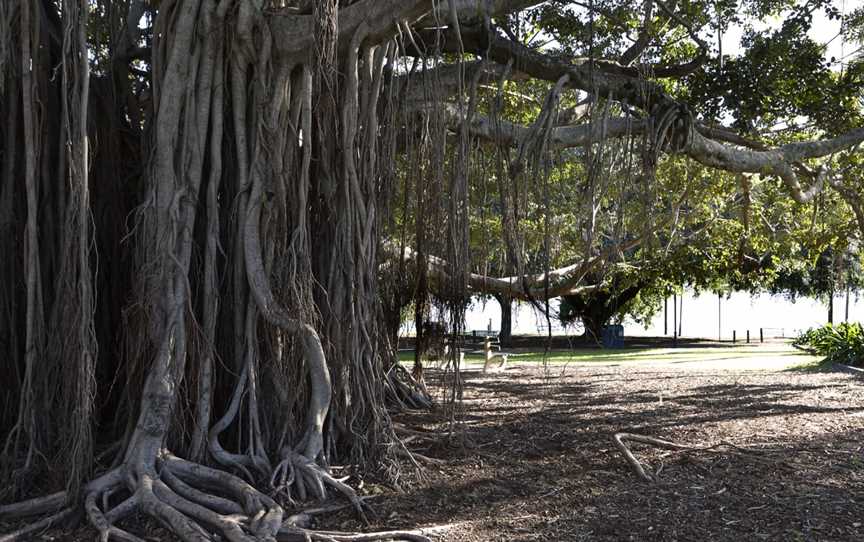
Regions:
[[601, 324, 624, 348]]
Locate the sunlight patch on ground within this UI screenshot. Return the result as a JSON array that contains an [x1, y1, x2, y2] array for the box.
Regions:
[[401, 342, 824, 371]]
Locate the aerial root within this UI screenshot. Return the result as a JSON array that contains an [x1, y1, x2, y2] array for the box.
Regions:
[[613, 432, 770, 482]]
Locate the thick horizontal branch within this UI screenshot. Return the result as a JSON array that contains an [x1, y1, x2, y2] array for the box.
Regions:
[[269, 0, 544, 58], [394, 237, 640, 301], [397, 62, 521, 105], [404, 247, 596, 300], [431, 101, 864, 204], [269, 0, 432, 57], [434, 0, 547, 24], [423, 25, 669, 111], [695, 125, 768, 151], [445, 0, 705, 80], [414, 25, 700, 110], [684, 128, 864, 203], [270, 0, 697, 117], [430, 103, 645, 149]]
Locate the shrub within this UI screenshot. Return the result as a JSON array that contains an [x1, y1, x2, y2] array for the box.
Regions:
[[794, 323, 864, 367]]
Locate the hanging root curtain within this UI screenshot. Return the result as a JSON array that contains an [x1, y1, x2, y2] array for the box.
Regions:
[[0, 1, 437, 540]]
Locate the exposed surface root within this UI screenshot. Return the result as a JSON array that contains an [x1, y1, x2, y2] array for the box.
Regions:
[[393, 424, 443, 441], [386, 364, 433, 410], [0, 507, 76, 542], [0, 491, 68, 518], [395, 448, 446, 467], [283, 497, 380, 529], [271, 450, 367, 524], [0, 452, 287, 542]]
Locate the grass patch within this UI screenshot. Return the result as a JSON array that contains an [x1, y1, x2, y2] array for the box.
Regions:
[[397, 348, 655, 364], [399, 344, 823, 366]]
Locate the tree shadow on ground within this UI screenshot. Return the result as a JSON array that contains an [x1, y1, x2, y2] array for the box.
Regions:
[[369, 363, 864, 541]]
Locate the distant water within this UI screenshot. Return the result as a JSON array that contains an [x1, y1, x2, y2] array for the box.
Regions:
[[451, 290, 864, 340]]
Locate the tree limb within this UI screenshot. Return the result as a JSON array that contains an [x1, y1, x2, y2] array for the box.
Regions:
[[427, 102, 864, 204], [619, 0, 655, 66], [683, 128, 864, 203], [269, 0, 432, 57], [429, 102, 645, 149], [392, 237, 641, 301], [436, 0, 547, 25]]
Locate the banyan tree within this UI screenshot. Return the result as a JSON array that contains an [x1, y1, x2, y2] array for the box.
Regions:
[[1, 0, 862, 540]]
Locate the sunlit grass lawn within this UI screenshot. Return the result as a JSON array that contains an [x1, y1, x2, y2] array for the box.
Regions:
[[398, 343, 822, 367]]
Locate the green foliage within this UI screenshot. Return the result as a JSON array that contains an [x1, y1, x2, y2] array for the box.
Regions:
[[389, 0, 864, 329], [687, 32, 862, 134], [794, 322, 864, 367]]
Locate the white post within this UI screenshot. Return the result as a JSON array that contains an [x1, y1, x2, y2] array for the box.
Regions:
[[718, 292, 721, 342]]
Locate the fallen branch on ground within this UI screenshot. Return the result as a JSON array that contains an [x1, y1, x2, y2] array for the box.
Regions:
[[393, 424, 445, 440], [279, 526, 433, 541], [612, 432, 768, 482]]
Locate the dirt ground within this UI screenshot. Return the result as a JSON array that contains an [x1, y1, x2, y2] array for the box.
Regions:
[[354, 344, 864, 542], [5, 343, 864, 541]]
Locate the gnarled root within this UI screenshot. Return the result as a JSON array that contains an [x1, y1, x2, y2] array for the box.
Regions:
[[271, 450, 367, 524], [2, 445, 436, 542], [0, 450, 285, 542], [385, 364, 433, 410], [0, 507, 76, 542]]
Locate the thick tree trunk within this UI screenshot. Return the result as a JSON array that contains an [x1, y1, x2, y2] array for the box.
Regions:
[[582, 310, 608, 343], [563, 283, 644, 344], [493, 293, 513, 346], [1, 1, 418, 540]]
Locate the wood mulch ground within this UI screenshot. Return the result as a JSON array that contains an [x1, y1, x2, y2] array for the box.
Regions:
[[5, 345, 864, 541], [350, 354, 864, 541]]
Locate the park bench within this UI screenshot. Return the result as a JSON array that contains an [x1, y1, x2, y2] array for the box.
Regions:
[[470, 329, 500, 351]]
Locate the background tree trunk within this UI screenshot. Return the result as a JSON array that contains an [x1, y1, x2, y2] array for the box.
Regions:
[[562, 284, 644, 343], [494, 293, 513, 346]]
